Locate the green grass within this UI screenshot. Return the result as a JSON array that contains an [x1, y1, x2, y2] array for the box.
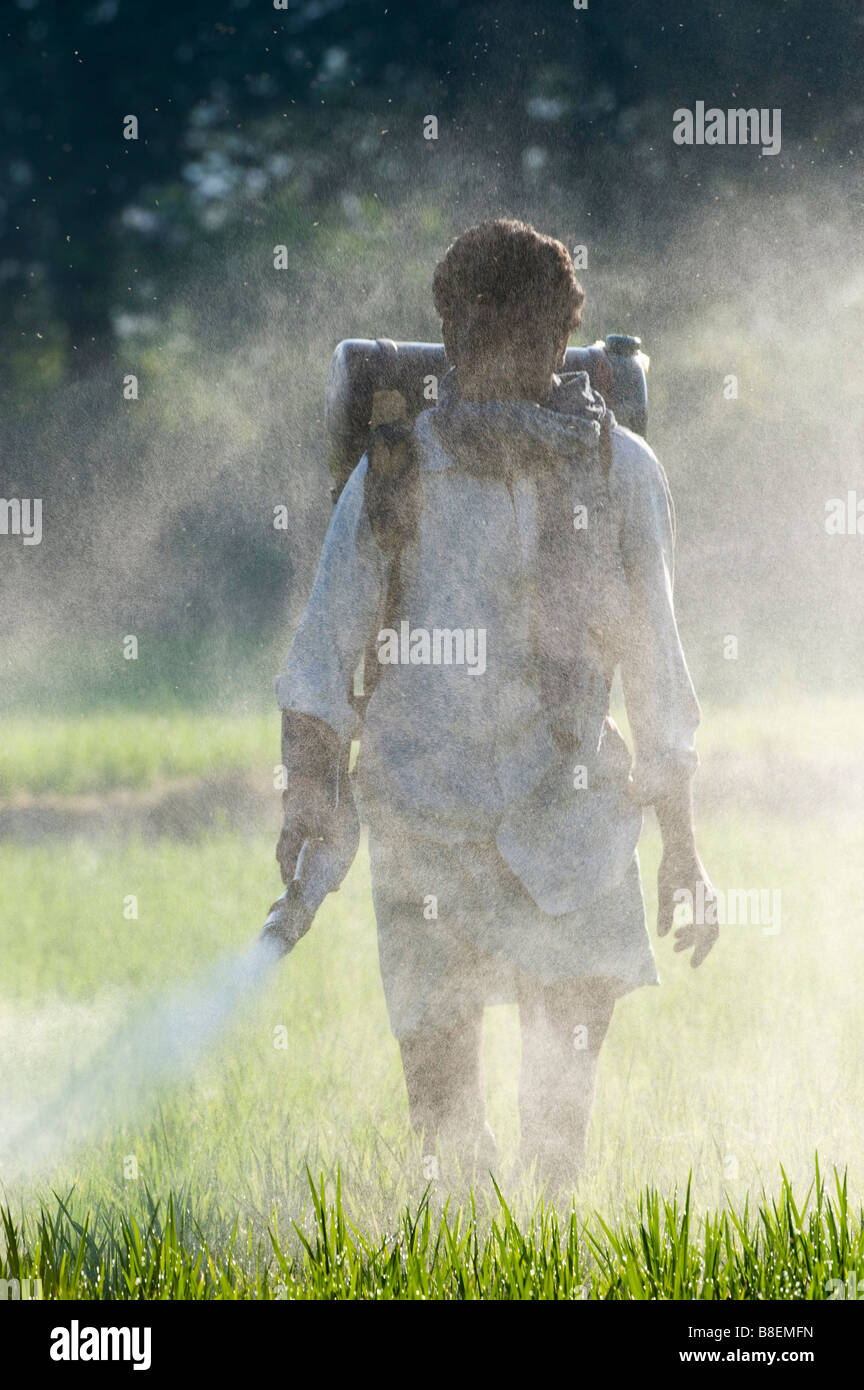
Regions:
[[2, 1165, 861, 1300], [2, 693, 863, 1298], [2, 807, 862, 1298], [0, 712, 276, 796]]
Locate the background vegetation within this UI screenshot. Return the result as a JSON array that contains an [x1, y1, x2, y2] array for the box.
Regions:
[[2, 0, 863, 698]]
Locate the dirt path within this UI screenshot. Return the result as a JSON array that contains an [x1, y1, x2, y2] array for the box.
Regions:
[[0, 771, 274, 842], [0, 752, 861, 841]]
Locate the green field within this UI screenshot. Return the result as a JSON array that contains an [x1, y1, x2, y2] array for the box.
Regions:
[[1, 696, 863, 1299]]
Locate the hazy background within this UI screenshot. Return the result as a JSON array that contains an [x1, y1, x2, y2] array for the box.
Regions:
[[2, 0, 863, 710]]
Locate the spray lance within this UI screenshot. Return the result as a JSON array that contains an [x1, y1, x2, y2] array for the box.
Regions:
[[260, 825, 358, 955]]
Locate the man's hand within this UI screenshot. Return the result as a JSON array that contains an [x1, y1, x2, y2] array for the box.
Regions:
[[657, 847, 719, 968], [650, 767, 719, 968], [275, 711, 346, 885], [276, 778, 337, 884]]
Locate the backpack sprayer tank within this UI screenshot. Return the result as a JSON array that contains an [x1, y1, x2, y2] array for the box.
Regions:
[[324, 334, 648, 499]]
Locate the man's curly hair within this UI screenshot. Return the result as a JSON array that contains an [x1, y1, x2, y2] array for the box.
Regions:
[[432, 219, 584, 377]]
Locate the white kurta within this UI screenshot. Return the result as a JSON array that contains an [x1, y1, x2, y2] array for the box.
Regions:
[[276, 373, 701, 1034]]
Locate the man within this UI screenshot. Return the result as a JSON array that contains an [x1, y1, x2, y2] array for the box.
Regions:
[[275, 219, 718, 1186]]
